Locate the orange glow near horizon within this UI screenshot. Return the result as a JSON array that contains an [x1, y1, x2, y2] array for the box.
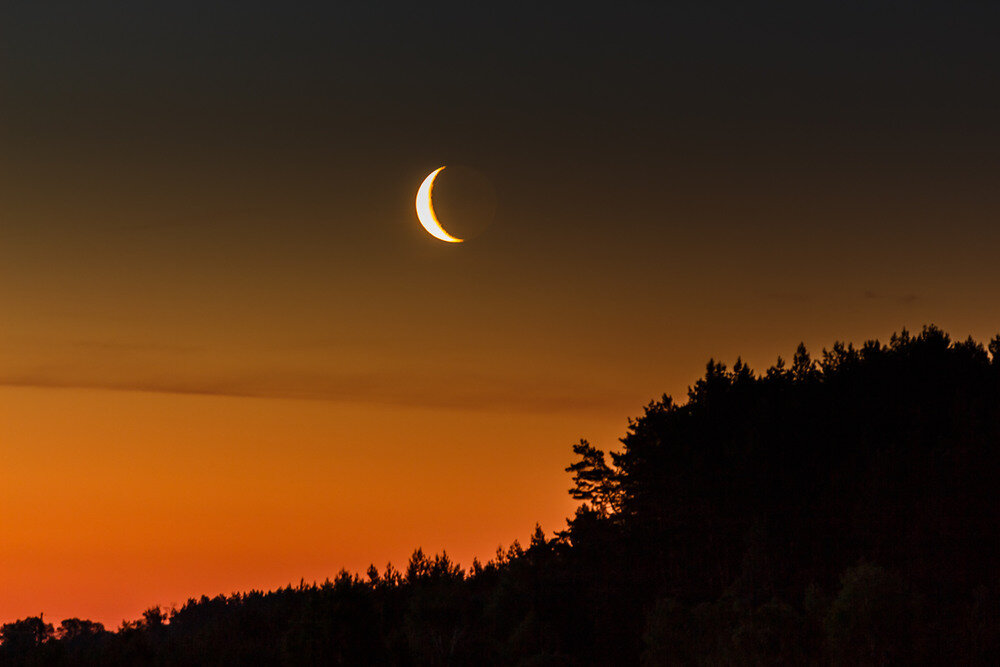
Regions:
[[0, 385, 627, 627]]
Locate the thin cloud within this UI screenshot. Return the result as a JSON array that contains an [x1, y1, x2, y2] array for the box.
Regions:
[[0, 368, 627, 414]]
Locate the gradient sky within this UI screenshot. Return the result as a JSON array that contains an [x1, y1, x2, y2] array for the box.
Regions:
[[2, 2, 1000, 626]]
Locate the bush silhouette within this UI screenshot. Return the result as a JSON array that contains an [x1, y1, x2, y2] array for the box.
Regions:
[[825, 563, 920, 664]]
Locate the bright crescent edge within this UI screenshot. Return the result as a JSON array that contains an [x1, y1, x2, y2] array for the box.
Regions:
[[415, 167, 463, 243]]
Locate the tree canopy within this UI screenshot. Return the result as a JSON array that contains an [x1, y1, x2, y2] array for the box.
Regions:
[[4, 326, 999, 664]]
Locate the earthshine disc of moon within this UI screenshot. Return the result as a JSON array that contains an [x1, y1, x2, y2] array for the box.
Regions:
[[415, 166, 463, 243]]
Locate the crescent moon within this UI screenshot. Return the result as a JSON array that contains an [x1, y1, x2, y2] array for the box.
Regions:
[[415, 167, 463, 243]]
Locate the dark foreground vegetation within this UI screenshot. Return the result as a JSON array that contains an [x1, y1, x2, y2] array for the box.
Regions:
[[4, 326, 1000, 665]]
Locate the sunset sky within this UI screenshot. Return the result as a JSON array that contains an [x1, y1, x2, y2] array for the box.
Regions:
[[2, 2, 1000, 626]]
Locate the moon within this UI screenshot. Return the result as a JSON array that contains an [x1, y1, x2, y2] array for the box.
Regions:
[[415, 167, 463, 243]]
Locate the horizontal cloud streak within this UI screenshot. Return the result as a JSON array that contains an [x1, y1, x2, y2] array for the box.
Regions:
[[0, 368, 628, 414]]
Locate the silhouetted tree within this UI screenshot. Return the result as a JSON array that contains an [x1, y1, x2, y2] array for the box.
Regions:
[[56, 618, 105, 642], [825, 562, 922, 664], [0, 615, 53, 660]]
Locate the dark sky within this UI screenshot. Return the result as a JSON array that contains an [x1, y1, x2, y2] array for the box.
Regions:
[[4, 3, 999, 256], [3, 0, 1000, 457], [6, 3, 999, 173]]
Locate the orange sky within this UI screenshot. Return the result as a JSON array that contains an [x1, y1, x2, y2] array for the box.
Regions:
[[5, 310, 999, 626], [0, 386, 614, 625], [3, 166, 999, 625], [3, 2, 1000, 629]]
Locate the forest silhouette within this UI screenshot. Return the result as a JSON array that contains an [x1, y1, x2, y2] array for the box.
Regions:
[[3, 325, 999, 665]]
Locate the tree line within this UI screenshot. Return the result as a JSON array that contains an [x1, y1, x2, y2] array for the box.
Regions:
[[3, 325, 999, 664]]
